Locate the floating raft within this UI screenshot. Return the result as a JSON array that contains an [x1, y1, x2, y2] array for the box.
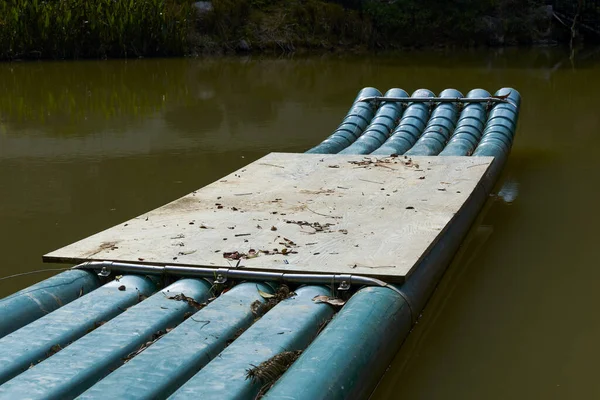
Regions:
[[0, 87, 521, 400]]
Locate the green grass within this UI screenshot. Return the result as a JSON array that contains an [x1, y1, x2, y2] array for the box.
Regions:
[[0, 0, 192, 60], [0, 0, 553, 60]]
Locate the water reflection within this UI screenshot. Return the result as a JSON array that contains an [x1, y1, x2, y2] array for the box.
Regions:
[[497, 179, 519, 204], [0, 60, 189, 131]]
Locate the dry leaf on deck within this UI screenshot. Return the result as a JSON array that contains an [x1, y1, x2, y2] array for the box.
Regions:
[[312, 295, 345, 307]]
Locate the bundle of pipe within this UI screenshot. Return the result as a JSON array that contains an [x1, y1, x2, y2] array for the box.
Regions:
[[338, 89, 408, 155], [0, 269, 100, 338], [264, 87, 521, 399], [79, 282, 276, 399], [0, 275, 158, 385], [306, 87, 381, 154], [439, 89, 491, 157], [168, 285, 334, 400], [473, 88, 521, 158], [473, 88, 521, 188], [0, 279, 210, 399], [403, 89, 463, 156], [370, 89, 434, 156]]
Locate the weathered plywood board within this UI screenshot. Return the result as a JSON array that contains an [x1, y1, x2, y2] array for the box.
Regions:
[[44, 153, 493, 282]]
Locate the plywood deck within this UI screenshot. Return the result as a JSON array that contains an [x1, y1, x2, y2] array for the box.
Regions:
[[44, 153, 493, 282]]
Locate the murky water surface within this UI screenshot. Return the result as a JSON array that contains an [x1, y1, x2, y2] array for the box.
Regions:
[[1, 49, 599, 399]]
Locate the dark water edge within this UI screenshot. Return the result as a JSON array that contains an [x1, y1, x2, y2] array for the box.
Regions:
[[0, 47, 599, 399]]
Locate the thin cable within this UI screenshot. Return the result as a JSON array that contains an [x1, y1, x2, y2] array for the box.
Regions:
[[0, 268, 72, 282]]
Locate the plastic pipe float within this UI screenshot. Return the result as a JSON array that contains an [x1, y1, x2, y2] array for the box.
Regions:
[[473, 88, 521, 158], [473, 88, 521, 189], [0, 279, 212, 400], [0, 269, 100, 338], [168, 285, 335, 400], [0, 275, 157, 385], [439, 89, 491, 156], [263, 286, 411, 400], [404, 89, 463, 156], [78, 282, 276, 400], [370, 89, 434, 156], [306, 87, 381, 154], [338, 89, 408, 155]]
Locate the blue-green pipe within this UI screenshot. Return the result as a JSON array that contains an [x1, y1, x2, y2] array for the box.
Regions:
[[169, 285, 334, 400], [306, 88, 381, 154], [79, 282, 275, 400], [338, 89, 408, 155], [264, 286, 411, 400], [0, 270, 100, 338], [0, 275, 157, 385], [473, 88, 521, 159], [404, 89, 463, 156], [0, 279, 212, 400], [439, 89, 490, 156], [473, 88, 521, 188], [370, 89, 434, 156]]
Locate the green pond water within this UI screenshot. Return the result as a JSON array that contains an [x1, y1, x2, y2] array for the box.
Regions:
[[1, 48, 599, 399]]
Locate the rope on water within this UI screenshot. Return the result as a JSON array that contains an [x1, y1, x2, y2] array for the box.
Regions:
[[0, 268, 72, 282]]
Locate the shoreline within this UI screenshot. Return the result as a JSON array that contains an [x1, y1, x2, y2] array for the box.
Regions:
[[2, 41, 570, 63], [1, 0, 583, 62]]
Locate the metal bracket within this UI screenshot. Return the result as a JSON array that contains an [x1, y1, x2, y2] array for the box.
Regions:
[[337, 274, 352, 291], [214, 268, 228, 285], [97, 267, 111, 278]]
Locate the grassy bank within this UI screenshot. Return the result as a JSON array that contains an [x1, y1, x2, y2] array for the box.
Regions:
[[0, 0, 562, 60], [0, 0, 191, 59]]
